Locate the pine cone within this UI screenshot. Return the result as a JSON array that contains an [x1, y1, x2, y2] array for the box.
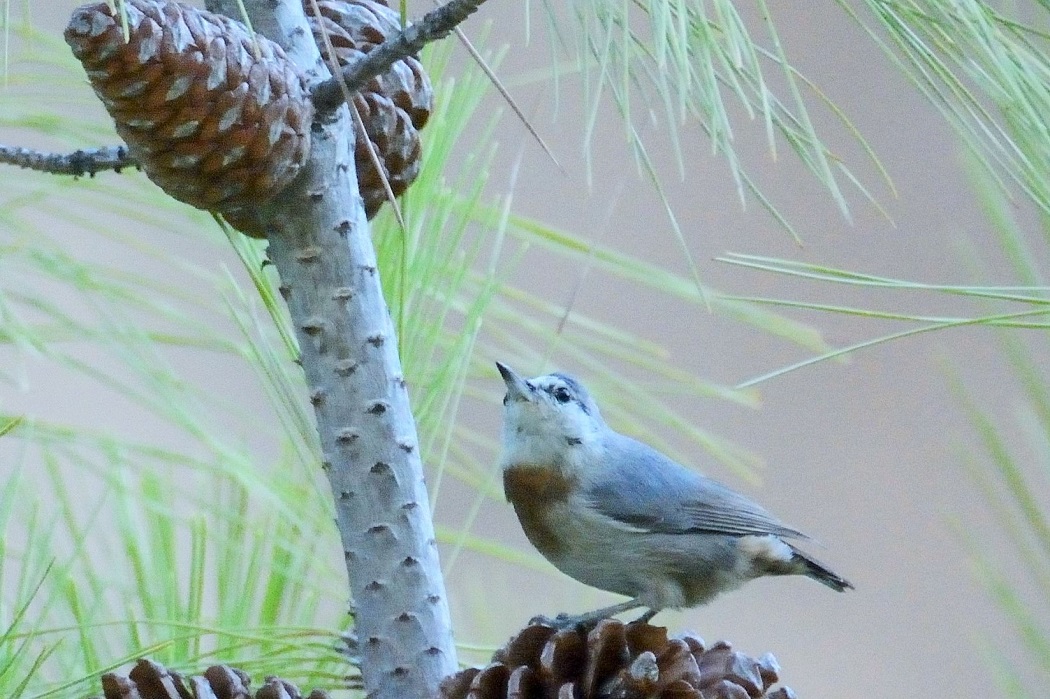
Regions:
[[99, 659, 332, 699], [307, 0, 433, 218], [65, 0, 313, 238], [439, 620, 794, 699]]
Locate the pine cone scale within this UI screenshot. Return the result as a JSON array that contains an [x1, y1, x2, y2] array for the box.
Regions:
[[187, 676, 217, 699]]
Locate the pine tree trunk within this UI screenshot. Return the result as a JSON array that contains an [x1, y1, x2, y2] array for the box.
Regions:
[[205, 2, 459, 697]]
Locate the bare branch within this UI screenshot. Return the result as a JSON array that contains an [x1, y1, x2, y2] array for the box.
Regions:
[[0, 144, 137, 177], [208, 3, 460, 697], [311, 0, 489, 113]]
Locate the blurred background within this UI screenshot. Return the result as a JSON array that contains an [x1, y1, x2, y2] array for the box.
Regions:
[[2, 1, 1048, 698]]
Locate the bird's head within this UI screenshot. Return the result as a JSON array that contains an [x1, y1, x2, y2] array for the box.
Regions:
[[496, 362, 606, 467]]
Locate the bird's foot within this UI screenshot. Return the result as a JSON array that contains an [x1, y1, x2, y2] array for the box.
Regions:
[[527, 598, 654, 632], [527, 611, 604, 632]]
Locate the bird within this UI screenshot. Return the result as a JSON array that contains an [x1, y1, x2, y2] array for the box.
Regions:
[[495, 361, 853, 628]]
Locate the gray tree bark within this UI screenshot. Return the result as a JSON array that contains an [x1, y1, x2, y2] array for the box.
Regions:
[[204, 2, 459, 697]]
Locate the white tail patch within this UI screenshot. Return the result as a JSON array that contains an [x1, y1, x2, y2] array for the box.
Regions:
[[738, 535, 794, 565]]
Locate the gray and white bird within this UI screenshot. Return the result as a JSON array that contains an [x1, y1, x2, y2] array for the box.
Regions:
[[496, 362, 852, 627]]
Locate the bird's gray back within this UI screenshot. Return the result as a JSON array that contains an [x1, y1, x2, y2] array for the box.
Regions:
[[586, 432, 807, 540]]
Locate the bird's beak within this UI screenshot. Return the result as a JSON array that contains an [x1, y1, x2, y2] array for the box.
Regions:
[[496, 361, 532, 401]]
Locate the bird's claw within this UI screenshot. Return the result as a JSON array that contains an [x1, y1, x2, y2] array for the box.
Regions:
[[526, 613, 558, 626], [528, 612, 600, 632]]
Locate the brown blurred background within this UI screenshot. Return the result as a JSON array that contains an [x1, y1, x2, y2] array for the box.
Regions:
[[10, 1, 1050, 697]]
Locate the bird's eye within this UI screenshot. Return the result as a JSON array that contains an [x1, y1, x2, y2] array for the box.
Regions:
[[553, 387, 572, 404], [502, 395, 509, 406]]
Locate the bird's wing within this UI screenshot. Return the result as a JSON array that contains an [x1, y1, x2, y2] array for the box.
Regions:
[[586, 433, 808, 540]]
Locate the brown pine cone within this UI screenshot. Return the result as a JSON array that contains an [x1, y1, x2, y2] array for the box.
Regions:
[[439, 620, 792, 699], [65, 0, 313, 238], [99, 659, 332, 699], [306, 0, 433, 219]]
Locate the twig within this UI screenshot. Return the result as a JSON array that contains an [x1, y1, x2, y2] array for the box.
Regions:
[[311, 0, 489, 112], [0, 144, 137, 176]]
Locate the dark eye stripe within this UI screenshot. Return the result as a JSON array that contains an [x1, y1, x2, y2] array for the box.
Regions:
[[546, 373, 591, 415], [541, 383, 591, 415]]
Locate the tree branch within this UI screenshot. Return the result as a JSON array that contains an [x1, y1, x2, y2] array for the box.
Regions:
[[311, 0, 489, 113], [203, 2, 459, 698], [0, 144, 136, 176]]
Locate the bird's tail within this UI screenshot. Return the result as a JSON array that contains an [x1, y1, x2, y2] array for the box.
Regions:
[[789, 544, 854, 592]]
